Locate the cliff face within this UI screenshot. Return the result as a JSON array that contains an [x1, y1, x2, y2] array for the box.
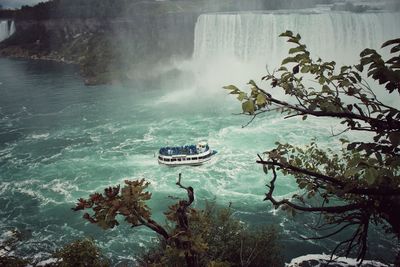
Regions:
[[0, 12, 199, 85]]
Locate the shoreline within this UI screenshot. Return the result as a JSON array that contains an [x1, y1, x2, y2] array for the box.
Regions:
[[0, 49, 78, 65], [0, 48, 110, 86]]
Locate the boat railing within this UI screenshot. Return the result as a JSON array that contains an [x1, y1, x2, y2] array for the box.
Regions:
[[158, 151, 213, 162], [159, 145, 199, 156]]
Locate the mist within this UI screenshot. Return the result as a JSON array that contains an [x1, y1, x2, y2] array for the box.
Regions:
[[1, 0, 400, 265], [101, 0, 400, 104]]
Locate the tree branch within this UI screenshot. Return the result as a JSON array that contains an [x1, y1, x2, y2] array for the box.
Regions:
[[256, 87, 400, 131], [264, 162, 363, 213], [257, 159, 400, 196], [175, 173, 194, 231]]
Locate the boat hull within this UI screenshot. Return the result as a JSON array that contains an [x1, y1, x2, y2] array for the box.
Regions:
[[158, 149, 216, 166]]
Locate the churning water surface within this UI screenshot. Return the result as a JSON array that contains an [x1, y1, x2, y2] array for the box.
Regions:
[[1, 9, 399, 265]]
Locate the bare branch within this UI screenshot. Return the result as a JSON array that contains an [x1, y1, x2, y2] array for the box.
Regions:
[[263, 163, 363, 213], [303, 222, 357, 240], [242, 114, 257, 128], [256, 87, 400, 132], [257, 159, 400, 196]]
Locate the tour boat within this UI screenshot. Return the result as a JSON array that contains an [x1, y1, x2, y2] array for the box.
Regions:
[[158, 141, 217, 166]]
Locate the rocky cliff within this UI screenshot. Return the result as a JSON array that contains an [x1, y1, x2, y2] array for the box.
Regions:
[[0, 12, 198, 85]]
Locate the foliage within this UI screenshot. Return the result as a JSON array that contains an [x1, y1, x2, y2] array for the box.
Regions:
[[0, 9, 15, 19], [79, 34, 122, 86], [0, 230, 29, 267], [140, 201, 284, 267], [0, 230, 110, 267], [74, 177, 283, 266], [11, 0, 196, 20], [331, 2, 370, 13], [225, 32, 400, 263], [73, 176, 201, 266], [52, 238, 109, 267], [5, 0, 337, 21]]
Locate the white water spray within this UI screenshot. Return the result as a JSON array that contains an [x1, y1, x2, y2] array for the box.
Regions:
[[192, 11, 400, 80], [194, 11, 400, 64], [0, 20, 16, 42]]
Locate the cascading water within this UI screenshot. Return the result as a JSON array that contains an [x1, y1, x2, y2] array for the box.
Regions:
[[0, 20, 16, 42], [193, 11, 400, 75], [185, 10, 400, 263], [188, 10, 400, 107], [9, 21, 16, 36], [0, 10, 399, 266]]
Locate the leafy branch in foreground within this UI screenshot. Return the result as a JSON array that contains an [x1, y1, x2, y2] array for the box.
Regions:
[[141, 201, 283, 267], [73, 174, 283, 266], [225, 32, 400, 265], [73, 174, 203, 267]]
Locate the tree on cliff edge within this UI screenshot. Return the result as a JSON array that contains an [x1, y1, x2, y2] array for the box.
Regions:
[[224, 32, 400, 265], [73, 175, 204, 267], [73, 174, 283, 266]]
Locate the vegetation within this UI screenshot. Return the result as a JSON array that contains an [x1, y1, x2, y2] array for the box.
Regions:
[[0, 230, 30, 267], [0, 201, 282, 266], [0, 0, 334, 21], [0, 230, 109, 267], [140, 202, 283, 267], [0, 9, 15, 20], [330, 2, 374, 13], [52, 238, 109, 267], [73, 174, 283, 266], [224, 32, 400, 264]]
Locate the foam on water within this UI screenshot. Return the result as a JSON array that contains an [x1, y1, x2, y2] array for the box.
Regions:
[[29, 133, 50, 140], [1, 9, 399, 265]]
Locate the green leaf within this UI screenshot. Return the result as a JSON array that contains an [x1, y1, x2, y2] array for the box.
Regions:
[[242, 100, 255, 114], [256, 93, 267, 106], [298, 180, 308, 189], [347, 143, 357, 150], [381, 38, 400, 48], [388, 132, 400, 147], [309, 103, 317, 111], [289, 45, 306, 54], [279, 30, 294, 37], [248, 80, 257, 87], [340, 66, 351, 73], [390, 44, 400, 53], [282, 57, 297, 65], [344, 167, 358, 178], [365, 168, 378, 185], [322, 85, 331, 93], [351, 71, 362, 82], [360, 56, 375, 66], [354, 64, 364, 72], [237, 92, 247, 101], [223, 85, 239, 91], [360, 48, 377, 57], [341, 79, 352, 87], [300, 66, 310, 73]]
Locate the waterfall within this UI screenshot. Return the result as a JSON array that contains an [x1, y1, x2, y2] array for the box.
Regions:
[[0, 20, 16, 43], [9, 21, 16, 36], [193, 11, 400, 68]]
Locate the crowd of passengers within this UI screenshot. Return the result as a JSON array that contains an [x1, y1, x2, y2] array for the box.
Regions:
[[159, 145, 208, 156]]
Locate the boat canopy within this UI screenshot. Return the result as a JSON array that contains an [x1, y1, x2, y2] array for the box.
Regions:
[[159, 142, 209, 156]]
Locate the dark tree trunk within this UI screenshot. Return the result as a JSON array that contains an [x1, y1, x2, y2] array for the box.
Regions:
[[176, 174, 198, 267], [185, 253, 198, 267]]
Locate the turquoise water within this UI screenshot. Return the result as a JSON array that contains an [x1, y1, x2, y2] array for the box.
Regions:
[[0, 58, 395, 264]]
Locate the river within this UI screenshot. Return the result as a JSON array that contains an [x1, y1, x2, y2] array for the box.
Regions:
[[1, 9, 399, 265]]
